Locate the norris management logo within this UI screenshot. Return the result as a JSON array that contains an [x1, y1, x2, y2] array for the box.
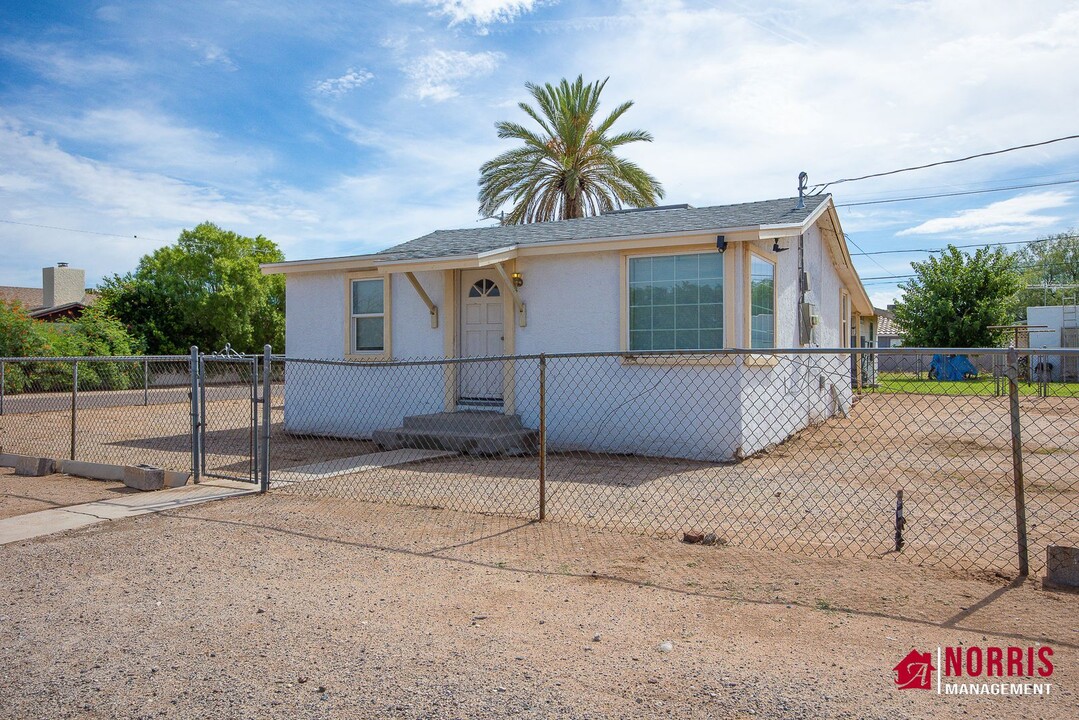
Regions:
[[894, 646, 1054, 696]]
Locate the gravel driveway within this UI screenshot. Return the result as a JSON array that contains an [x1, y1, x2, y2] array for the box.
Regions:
[[0, 493, 1075, 719]]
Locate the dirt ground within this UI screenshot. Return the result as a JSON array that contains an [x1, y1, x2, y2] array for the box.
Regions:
[[2, 389, 1077, 576], [0, 492, 1075, 719], [0, 467, 135, 519]]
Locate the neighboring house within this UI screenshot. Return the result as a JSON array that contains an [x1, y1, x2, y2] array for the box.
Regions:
[[0, 263, 97, 322], [1026, 301, 1079, 382], [875, 306, 903, 350], [262, 194, 874, 460], [873, 305, 924, 375]]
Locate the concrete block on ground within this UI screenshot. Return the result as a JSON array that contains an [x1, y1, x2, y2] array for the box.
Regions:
[[122, 464, 165, 492], [58, 459, 125, 482], [0, 452, 22, 468], [163, 470, 190, 488], [1046, 545, 1079, 588], [14, 455, 55, 477]]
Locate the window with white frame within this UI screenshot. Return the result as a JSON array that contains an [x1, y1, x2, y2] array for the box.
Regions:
[[749, 255, 775, 349], [350, 278, 385, 353], [628, 252, 723, 351]]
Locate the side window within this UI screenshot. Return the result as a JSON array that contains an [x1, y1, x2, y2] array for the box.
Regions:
[[749, 255, 775, 349], [351, 278, 385, 353]]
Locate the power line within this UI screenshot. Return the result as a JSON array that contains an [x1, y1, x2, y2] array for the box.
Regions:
[[843, 233, 892, 276], [860, 259, 1079, 283], [811, 133, 1079, 194], [835, 177, 1079, 208], [0, 218, 166, 243], [851, 237, 1056, 257]]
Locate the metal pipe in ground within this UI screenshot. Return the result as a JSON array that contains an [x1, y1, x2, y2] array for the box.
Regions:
[[1007, 347, 1030, 577], [260, 345, 271, 493], [190, 346, 201, 483], [894, 489, 905, 552], [70, 360, 78, 461], [250, 356, 258, 484], [538, 353, 546, 521]]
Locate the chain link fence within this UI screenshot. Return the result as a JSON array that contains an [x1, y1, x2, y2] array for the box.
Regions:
[[0, 351, 264, 482], [0, 356, 196, 473], [266, 347, 1079, 577], [3, 347, 1077, 577]]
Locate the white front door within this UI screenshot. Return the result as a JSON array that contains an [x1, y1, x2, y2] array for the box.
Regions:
[[460, 270, 504, 401]]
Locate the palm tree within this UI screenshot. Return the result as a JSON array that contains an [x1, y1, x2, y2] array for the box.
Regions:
[[478, 75, 664, 224]]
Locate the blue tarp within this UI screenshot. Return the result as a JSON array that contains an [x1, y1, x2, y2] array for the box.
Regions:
[[930, 354, 978, 381]]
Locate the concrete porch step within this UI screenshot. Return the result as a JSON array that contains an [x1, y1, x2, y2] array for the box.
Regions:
[[374, 411, 538, 456]]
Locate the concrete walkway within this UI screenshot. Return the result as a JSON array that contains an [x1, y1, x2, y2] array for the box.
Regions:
[[269, 448, 457, 488], [0, 479, 256, 545]]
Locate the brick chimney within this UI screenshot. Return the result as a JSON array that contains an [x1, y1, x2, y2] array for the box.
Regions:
[[42, 263, 85, 308]]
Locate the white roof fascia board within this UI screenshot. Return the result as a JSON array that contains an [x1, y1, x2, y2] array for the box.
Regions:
[[261, 254, 379, 275]]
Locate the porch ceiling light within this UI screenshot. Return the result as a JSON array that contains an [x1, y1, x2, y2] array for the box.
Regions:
[[510, 271, 524, 287]]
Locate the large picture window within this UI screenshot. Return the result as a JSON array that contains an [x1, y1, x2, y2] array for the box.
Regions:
[[628, 252, 723, 351], [749, 255, 775, 349], [351, 278, 385, 353]]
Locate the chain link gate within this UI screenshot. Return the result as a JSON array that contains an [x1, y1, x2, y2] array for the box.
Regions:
[[194, 349, 260, 484]]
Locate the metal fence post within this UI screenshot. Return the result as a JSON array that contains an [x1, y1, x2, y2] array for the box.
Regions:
[[199, 355, 207, 475], [143, 357, 149, 406], [260, 345, 271, 493], [70, 360, 78, 461], [1007, 347, 1030, 576], [190, 346, 201, 483], [538, 353, 547, 521], [250, 355, 258, 484], [894, 489, 905, 552], [0, 360, 5, 415]]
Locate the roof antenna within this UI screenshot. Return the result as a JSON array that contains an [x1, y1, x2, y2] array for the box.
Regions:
[[796, 172, 808, 209]]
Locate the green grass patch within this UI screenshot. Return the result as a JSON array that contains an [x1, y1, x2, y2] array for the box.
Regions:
[[871, 373, 1079, 398]]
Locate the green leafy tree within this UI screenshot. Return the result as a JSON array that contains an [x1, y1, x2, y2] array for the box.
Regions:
[[893, 245, 1022, 347], [478, 75, 664, 224], [1014, 230, 1079, 309], [1, 301, 140, 392], [97, 222, 285, 354]]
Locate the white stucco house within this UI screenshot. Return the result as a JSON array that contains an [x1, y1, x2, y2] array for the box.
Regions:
[[262, 194, 874, 460]]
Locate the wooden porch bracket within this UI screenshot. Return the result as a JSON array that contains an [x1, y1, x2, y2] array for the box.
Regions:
[[493, 262, 527, 327], [404, 272, 439, 328]]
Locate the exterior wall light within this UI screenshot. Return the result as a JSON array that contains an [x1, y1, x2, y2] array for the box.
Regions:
[[716, 235, 727, 253], [511, 272, 524, 287]]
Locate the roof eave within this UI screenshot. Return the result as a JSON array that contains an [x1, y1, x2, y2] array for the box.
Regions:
[[261, 254, 380, 275]]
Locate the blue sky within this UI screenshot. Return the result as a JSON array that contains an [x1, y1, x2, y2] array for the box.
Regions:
[[1, 0, 1078, 308]]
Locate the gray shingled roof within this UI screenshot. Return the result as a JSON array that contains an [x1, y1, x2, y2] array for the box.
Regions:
[[375, 195, 830, 261]]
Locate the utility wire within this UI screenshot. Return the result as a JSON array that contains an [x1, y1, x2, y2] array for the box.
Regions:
[[811, 134, 1079, 194], [835, 177, 1079, 208], [0, 218, 165, 243], [860, 259, 1079, 283], [851, 236, 1077, 257]]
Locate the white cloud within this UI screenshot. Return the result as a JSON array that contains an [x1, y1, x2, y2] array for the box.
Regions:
[[0, 40, 133, 84], [553, 1, 1079, 208], [31, 107, 272, 183], [869, 289, 903, 310], [416, 0, 542, 25], [95, 5, 122, 22], [896, 192, 1071, 236], [313, 68, 375, 97], [405, 49, 502, 101], [186, 39, 238, 71]]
